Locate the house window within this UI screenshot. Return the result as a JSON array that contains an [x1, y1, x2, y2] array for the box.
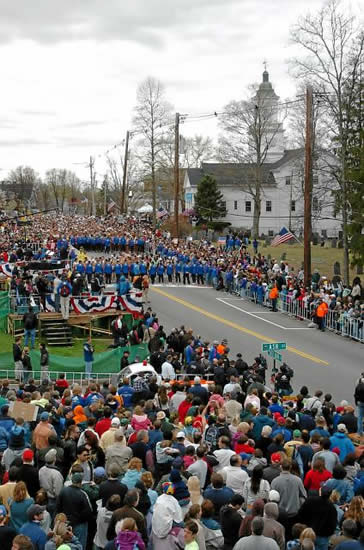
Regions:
[[266, 200, 272, 212], [234, 200, 238, 210], [245, 201, 251, 212], [291, 200, 296, 212], [312, 197, 319, 212], [221, 201, 226, 211], [268, 230, 274, 236], [285, 176, 291, 186]]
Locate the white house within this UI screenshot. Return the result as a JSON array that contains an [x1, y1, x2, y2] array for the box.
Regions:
[[184, 71, 341, 238]]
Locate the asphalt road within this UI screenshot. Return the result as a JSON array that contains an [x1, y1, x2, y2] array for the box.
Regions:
[[148, 284, 363, 403]]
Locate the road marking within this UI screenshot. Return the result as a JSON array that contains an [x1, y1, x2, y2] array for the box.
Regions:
[[216, 298, 312, 331], [151, 287, 329, 365], [152, 284, 212, 289]]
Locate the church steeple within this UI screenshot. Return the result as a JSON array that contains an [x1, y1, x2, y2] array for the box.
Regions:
[[251, 64, 286, 163]]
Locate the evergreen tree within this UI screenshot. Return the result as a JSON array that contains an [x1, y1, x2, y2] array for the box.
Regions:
[[194, 174, 226, 222]]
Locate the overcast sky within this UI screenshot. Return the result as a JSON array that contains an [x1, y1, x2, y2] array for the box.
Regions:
[[0, 0, 359, 183]]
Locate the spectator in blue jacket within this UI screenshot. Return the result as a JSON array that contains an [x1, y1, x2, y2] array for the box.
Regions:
[[19, 504, 47, 550], [330, 424, 355, 462]]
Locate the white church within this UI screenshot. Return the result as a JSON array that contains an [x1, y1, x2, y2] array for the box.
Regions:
[[183, 70, 341, 239]]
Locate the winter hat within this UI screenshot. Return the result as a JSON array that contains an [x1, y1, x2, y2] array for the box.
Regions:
[[45, 449, 57, 463], [162, 482, 175, 495], [71, 472, 83, 484], [277, 417, 286, 425], [169, 469, 182, 483], [293, 429, 302, 439], [271, 453, 281, 464], [9, 425, 25, 450], [268, 490, 280, 503], [94, 467, 106, 479], [337, 424, 348, 433], [156, 411, 166, 420], [111, 417, 121, 426], [23, 449, 34, 461], [332, 447, 341, 456], [172, 456, 184, 469]]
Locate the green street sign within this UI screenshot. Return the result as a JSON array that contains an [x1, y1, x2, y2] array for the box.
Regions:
[[267, 349, 282, 362], [261, 342, 287, 352]]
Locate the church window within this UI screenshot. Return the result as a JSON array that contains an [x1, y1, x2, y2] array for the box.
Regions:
[[245, 201, 251, 212], [266, 200, 272, 212]]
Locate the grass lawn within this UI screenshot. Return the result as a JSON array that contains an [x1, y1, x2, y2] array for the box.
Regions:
[[257, 242, 357, 280], [0, 331, 113, 356]]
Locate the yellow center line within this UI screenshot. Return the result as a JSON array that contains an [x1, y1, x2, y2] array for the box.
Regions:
[[151, 286, 329, 366]]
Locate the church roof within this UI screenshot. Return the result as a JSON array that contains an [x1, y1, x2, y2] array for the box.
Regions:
[[187, 163, 276, 188], [186, 149, 303, 188]]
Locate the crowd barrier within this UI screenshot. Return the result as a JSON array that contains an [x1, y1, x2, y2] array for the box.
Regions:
[[223, 282, 363, 344]]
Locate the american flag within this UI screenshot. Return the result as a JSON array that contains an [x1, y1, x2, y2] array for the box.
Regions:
[[271, 226, 295, 246], [156, 207, 169, 219]]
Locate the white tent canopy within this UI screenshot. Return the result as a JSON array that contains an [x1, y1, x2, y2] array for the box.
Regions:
[[137, 203, 153, 213]]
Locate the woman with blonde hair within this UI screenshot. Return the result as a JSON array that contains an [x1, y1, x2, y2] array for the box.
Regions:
[[9, 481, 34, 531], [187, 476, 203, 506], [44, 520, 82, 550], [140, 471, 158, 510], [122, 457, 143, 489], [299, 528, 316, 545], [343, 495, 364, 537]]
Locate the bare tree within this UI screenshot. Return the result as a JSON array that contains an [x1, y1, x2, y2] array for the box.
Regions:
[[290, 0, 364, 284], [181, 134, 214, 168], [132, 77, 174, 227], [218, 81, 287, 237], [45, 169, 80, 213], [8, 166, 40, 211]]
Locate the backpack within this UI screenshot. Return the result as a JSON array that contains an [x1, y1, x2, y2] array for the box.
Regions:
[[60, 284, 70, 297], [292, 444, 304, 478], [204, 425, 220, 451]]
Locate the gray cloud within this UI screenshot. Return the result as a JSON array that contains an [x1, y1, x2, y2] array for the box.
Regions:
[[0, 137, 54, 146], [0, 0, 242, 45], [59, 120, 110, 129]]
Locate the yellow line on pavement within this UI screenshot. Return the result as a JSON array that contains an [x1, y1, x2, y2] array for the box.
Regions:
[[151, 287, 329, 366]]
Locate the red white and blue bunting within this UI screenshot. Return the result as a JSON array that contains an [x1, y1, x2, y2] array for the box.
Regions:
[[44, 292, 143, 316]]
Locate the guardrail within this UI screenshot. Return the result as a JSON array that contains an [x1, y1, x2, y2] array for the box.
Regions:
[[1, 369, 121, 386]]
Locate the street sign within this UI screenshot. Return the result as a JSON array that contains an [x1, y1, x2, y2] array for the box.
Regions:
[[267, 349, 282, 362], [261, 342, 286, 352]]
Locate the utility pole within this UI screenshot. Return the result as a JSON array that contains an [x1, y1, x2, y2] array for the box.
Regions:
[[304, 85, 313, 288], [89, 156, 96, 216], [103, 175, 108, 216], [121, 130, 130, 214], [174, 112, 180, 238], [288, 170, 293, 231]]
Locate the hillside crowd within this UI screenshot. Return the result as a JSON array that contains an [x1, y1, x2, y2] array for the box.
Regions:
[[1, 315, 364, 550]]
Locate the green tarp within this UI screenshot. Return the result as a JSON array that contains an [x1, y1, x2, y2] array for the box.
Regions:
[[0, 343, 149, 379], [0, 291, 9, 333]]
